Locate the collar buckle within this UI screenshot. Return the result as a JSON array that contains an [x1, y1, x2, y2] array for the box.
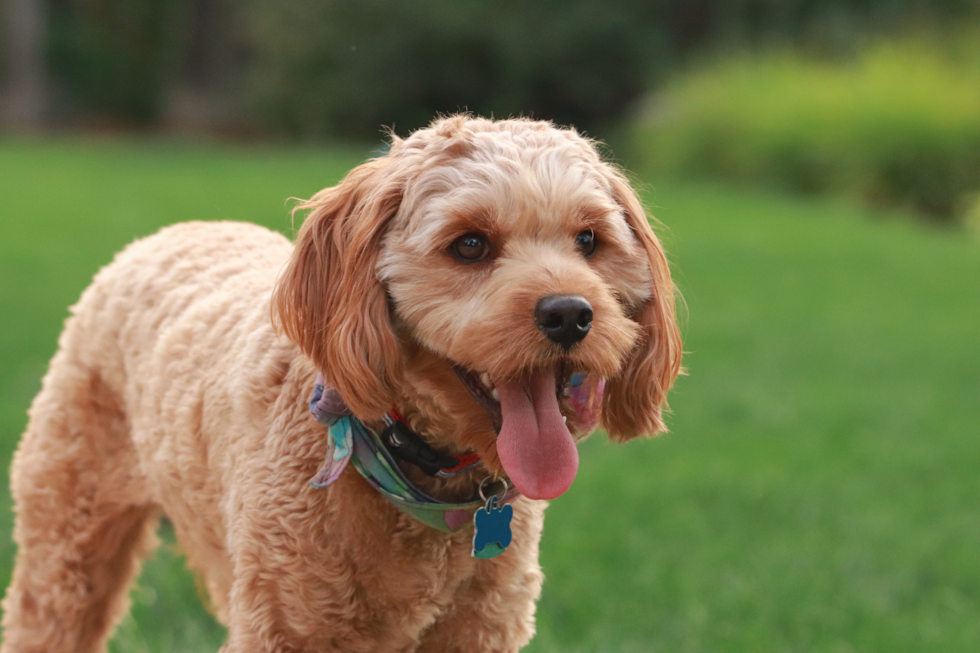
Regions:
[[381, 421, 461, 476]]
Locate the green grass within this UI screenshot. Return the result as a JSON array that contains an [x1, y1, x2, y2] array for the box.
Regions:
[[1, 137, 978, 652]]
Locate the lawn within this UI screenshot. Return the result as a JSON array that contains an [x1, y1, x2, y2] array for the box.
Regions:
[[0, 136, 977, 652]]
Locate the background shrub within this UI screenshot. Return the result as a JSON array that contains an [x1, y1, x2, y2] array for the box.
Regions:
[[242, 0, 678, 139], [47, 0, 187, 122], [25, 0, 980, 137], [628, 31, 980, 223]]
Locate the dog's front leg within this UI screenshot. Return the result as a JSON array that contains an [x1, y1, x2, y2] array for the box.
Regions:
[[417, 500, 546, 653], [218, 462, 478, 653], [216, 479, 401, 653]]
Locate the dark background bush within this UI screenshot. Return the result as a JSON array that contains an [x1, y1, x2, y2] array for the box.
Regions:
[[47, 0, 181, 121], [20, 0, 980, 138], [244, 0, 679, 139]]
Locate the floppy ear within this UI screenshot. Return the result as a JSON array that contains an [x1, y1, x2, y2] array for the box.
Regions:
[[272, 158, 404, 421], [600, 168, 683, 441]]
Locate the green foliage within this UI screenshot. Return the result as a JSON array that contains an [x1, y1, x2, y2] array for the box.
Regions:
[[630, 31, 980, 223], [239, 0, 980, 139], [703, 0, 978, 48], [47, 0, 189, 121], [242, 0, 675, 139], [1, 139, 978, 651], [38, 0, 980, 136]]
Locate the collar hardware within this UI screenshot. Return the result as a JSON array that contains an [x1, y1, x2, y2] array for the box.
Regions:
[[380, 417, 479, 478]]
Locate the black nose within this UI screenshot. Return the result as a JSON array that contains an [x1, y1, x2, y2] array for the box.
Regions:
[[534, 294, 593, 349]]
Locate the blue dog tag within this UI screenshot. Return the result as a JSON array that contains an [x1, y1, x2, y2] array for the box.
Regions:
[[472, 495, 513, 559]]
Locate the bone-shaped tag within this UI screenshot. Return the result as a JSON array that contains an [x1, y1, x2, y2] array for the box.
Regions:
[[472, 496, 513, 559]]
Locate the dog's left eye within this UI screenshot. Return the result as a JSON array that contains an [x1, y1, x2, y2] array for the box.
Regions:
[[575, 229, 598, 257], [451, 233, 491, 262]]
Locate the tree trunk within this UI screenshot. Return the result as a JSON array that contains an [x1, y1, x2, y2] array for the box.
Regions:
[[4, 0, 47, 129]]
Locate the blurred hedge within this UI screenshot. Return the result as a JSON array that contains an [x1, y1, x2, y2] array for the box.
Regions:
[[240, 0, 980, 138], [629, 32, 980, 223], [47, 0, 186, 121], [243, 0, 675, 139], [37, 0, 980, 138]]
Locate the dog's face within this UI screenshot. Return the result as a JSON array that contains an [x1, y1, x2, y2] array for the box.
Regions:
[[274, 116, 681, 500]]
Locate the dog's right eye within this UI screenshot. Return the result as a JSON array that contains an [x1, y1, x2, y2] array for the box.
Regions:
[[451, 233, 491, 262]]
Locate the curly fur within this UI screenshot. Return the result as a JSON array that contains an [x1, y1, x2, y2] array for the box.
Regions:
[[1, 116, 681, 653]]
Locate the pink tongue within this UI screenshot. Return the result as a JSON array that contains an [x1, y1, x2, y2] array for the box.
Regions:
[[495, 367, 579, 500]]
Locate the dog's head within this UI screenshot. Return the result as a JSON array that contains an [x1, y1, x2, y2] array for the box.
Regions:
[[273, 116, 681, 500]]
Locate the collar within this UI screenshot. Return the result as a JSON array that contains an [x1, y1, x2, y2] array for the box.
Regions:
[[380, 407, 481, 478], [307, 375, 518, 534]]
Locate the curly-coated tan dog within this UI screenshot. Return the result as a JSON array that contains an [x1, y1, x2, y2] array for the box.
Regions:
[[1, 116, 681, 653]]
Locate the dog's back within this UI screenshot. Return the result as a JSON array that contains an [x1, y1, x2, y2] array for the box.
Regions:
[[2, 221, 295, 651]]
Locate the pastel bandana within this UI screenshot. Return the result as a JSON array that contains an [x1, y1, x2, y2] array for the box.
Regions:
[[566, 371, 604, 439], [308, 375, 516, 532], [308, 380, 352, 488]]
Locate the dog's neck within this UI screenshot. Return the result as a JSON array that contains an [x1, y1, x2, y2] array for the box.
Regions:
[[310, 378, 498, 505], [385, 351, 507, 503]]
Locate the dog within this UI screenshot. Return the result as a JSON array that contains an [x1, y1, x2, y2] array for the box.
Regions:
[[1, 115, 681, 653]]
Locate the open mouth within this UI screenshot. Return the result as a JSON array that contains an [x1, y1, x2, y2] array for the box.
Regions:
[[454, 362, 572, 435], [453, 362, 580, 500]]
